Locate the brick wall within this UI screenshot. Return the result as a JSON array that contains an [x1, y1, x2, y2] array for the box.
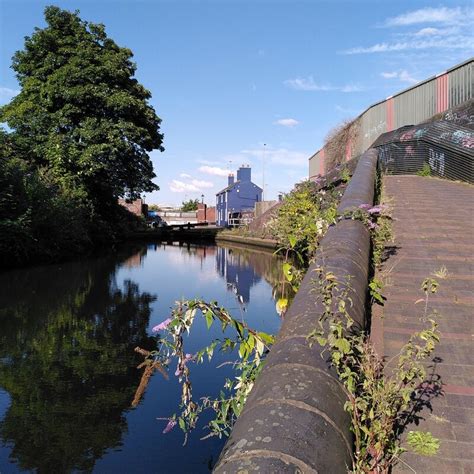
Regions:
[[118, 198, 147, 216], [197, 203, 216, 223]]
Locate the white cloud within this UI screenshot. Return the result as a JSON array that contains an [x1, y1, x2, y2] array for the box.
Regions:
[[385, 7, 474, 27], [274, 118, 299, 127], [398, 70, 418, 84], [169, 178, 214, 193], [345, 7, 474, 55], [341, 84, 364, 93], [191, 179, 213, 189], [284, 77, 363, 93], [284, 77, 335, 91], [381, 70, 418, 84], [198, 165, 229, 177], [412, 27, 460, 38], [180, 173, 192, 179], [343, 36, 474, 54], [381, 72, 398, 79], [0, 86, 19, 104]]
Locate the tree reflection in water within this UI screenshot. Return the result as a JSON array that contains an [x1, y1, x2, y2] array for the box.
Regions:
[[0, 243, 293, 473], [0, 251, 156, 473]]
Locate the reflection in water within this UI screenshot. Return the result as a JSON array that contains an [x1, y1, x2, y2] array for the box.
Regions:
[[0, 253, 156, 473], [216, 247, 261, 304], [216, 244, 295, 316], [0, 242, 293, 473]]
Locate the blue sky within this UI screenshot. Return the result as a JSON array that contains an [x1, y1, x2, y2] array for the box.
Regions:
[[1, 0, 472, 206]]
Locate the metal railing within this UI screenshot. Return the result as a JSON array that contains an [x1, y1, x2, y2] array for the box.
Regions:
[[309, 58, 473, 178], [373, 121, 473, 183]]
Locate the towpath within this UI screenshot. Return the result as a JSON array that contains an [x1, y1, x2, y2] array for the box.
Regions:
[[372, 175, 474, 474]]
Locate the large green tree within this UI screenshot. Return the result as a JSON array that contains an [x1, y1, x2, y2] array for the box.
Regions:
[[1, 6, 163, 204]]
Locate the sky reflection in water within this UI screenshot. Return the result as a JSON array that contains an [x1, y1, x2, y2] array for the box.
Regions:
[[0, 242, 291, 473]]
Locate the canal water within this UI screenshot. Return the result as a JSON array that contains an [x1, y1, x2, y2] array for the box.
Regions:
[[0, 242, 291, 473]]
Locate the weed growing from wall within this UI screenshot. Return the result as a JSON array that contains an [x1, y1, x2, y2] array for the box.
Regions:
[[134, 300, 274, 444], [308, 268, 442, 473], [417, 163, 432, 177]]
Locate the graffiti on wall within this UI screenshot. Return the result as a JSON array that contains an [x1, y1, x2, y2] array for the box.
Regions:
[[364, 121, 386, 141], [439, 129, 474, 149], [428, 148, 445, 176], [400, 128, 428, 142], [444, 109, 474, 128]]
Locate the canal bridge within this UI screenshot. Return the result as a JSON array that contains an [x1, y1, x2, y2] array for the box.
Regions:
[[214, 77, 473, 472]]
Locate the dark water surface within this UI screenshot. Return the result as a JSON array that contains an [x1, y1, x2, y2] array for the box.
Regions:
[[0, 242, 291, 473]]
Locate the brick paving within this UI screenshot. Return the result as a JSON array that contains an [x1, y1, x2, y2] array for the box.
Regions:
[[371, 175, 474, 474]]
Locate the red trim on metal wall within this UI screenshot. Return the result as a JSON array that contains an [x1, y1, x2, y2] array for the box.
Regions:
[[345, 138, 352, 161], [319, 149, 325, 175], [436, 73, 449, 113], [386, 98, 394, 132]]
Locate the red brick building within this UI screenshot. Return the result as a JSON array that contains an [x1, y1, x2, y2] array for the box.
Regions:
[[118, 198, 148, 217], [197, 203, 216, 224]]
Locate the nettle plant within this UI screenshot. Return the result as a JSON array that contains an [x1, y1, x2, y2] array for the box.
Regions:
[[308, 268, 442, 473], [134, 299, 274, 444]]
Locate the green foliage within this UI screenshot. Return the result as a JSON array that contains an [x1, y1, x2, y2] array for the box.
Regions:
[[338, 199, 393, 269], [181, 199, 199, 212], [268, 180, 340, 263], [341, 166, 351, 183], [0, 153, 91, 266], [308, 269, 441, 473], [372, 210, 393, 268], [406, 431, 440, 456], [369, 277, 386, 305], [0, 6, 161, 266], [1, 6, 163, 204], [417, 163, 432, 177], [0, 256, 156, 472], [136, 299, 274, 443]]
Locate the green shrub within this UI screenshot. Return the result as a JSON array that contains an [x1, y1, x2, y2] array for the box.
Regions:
[[268, 180, 339, 263]]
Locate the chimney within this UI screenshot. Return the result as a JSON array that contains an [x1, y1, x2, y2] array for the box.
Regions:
[[236, 165, 251, 182], [228, 173, 235, 186]]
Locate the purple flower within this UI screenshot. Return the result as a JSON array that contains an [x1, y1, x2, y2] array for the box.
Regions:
[[152, 318, 172, 332], [358, 204, 371, 210], [174, 353, 195, 377], [162, 419, 177, 434], [368, 222, 377, 229], [367, 205, 387, 215]]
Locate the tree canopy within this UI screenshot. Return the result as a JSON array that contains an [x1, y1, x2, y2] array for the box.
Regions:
[[1, 6, 163, 204], [181, 198, 199, 212]]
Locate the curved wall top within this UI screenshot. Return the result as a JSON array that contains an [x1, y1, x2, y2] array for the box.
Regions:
[[309, 58, 473, 178]]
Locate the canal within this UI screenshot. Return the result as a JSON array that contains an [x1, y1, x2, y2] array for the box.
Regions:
[[0, 242, 291, 473]]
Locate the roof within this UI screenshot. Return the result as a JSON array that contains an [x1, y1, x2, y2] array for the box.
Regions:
[[216, 180, 263, 195]]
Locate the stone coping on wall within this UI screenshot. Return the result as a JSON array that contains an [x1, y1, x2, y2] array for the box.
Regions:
[[215, 233, 279, 251], [213, 149, 378, 473]]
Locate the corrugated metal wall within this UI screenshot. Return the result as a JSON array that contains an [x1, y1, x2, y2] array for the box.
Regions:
[[449, 64, 473, 107], [394, 79, 437, 128], [309, 58, 473, 178]]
